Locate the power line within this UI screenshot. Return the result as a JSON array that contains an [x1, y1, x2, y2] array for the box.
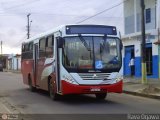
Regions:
[[0, 11, 123, 19], [12, 35, 27, 47], [76, 0, 127, 24]]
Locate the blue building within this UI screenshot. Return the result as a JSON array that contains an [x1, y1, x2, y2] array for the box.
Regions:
[[122, 0, 160, 78], [8, 54, 21, 71]]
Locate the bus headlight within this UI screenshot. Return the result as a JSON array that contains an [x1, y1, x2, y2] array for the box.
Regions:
[[115, 76, 123, 83], [62, 75, 78, 85]]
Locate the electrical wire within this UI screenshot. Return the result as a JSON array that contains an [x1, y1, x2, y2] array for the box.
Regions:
[[1, 0, 126, 48], [12, 35, 27, 47], [76, 0, 127, 24], [0, 12, 123, 20]]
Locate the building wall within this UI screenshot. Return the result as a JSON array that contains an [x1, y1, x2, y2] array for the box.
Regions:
[[13, 56, 21, 70], [122, 0, 160, 78], [157, 0, 160, 28], [124, 0, 157, 34], [124, 0, 135, 34], [8, 59, 12, 70], [7, 55, 21, 71], [123, 36, 158, 78], [137, 0, 156, 32], [17, 57, 21, 70]]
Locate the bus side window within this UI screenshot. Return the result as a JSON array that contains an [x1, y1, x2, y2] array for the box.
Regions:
[[22, 43, 29, 59], [29, 42, 33, 51], [28, 42, 33, 59], [24, 43, 29, 52], [46, 35, 54, 58], [22, 44, 25, 52], [22, 44, 25, 59], [39, 38, 46, 58], [22, 42, 33, 60]]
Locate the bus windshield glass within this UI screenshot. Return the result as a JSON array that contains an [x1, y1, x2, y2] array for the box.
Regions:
[[62, 36, 121, 72]]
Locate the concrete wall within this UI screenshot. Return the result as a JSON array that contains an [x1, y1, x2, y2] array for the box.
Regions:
[[124, 0, 134, 17], [124, 0, 157, 34], [12, 56, 21, 70], [157, 0, 160, 29], [124, 0, 135, 34], [122, 35, 158, 78]]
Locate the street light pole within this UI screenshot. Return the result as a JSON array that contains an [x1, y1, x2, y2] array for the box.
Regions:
[[141, 0, 147, 84]]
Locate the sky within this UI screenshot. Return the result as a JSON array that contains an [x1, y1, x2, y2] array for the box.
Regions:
[[0, 0, 124, 54]]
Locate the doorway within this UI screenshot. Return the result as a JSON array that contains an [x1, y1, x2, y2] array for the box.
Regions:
[[124, 45, 135, 76], [146, 44, 152, 75]]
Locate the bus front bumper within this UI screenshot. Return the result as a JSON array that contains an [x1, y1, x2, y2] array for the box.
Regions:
[[61, 80, 123, 95]]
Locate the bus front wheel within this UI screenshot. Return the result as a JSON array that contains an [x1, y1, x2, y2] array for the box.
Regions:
[[95, 93, 107, 100], [49, 80, 60, 101]]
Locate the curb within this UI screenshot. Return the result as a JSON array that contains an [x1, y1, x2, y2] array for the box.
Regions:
[[3, 70, 21, 74], [11, 71, 21, 74], [123, 90, 160, 100]]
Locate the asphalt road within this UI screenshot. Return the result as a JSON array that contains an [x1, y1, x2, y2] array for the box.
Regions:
[[0, 72, 160, 115]]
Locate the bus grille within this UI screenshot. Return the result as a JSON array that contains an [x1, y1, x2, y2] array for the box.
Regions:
[[78, 73, 111, 80]]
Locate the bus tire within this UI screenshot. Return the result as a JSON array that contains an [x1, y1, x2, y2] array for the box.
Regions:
[[95, 93, 107, 100], [49, 80, 60, 101], [28, 75, 36, 92]]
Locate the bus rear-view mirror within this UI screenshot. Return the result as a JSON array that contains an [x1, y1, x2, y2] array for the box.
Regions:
[[120, 39, 123, 50]]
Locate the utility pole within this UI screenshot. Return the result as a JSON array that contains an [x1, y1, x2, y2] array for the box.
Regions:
[[27, 13, 31, 39], [141, 0, 147, 84], [158, 28, 160, 80]]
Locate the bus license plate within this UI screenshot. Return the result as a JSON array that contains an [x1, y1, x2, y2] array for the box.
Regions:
[[90, 88, 101, 92]]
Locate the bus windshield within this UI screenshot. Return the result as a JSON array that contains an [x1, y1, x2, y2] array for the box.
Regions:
[[62, 36, 121, 72]]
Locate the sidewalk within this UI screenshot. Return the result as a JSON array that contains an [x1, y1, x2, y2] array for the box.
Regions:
[[0, 99, 11, 114], [2, 69, 21, 74], [123, 77, 160, 99]]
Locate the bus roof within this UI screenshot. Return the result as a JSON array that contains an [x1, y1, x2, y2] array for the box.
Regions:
[[24, 25, 65, 43], [23, 24, 117, 43]]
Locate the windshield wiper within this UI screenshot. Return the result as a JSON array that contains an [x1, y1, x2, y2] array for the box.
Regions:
[[102, 35, 110, 53], [78, 35, 91, 51]]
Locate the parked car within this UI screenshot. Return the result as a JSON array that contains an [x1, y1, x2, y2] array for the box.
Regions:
[[0, 63, 3, 72]]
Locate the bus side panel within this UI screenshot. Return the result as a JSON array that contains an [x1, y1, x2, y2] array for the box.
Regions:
[[36, 58, 53, 90], [21, 59, 34, 85], [36, 58, 46, 89]]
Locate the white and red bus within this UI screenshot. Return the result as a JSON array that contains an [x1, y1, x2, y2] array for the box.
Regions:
[[21, 24, 123, 100]]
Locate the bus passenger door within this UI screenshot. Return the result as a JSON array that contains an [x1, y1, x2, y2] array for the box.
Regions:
[[34, 43, 39, 87], [55, 35, 63, 93]]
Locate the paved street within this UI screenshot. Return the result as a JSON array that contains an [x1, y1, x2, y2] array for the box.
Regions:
[[0, 72, 160, 114]]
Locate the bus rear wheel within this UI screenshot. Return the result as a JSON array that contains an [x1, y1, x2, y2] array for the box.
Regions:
[[28, 77, 36, 92], [95, 93, 107, 100], [49, 80, 60, 101]]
